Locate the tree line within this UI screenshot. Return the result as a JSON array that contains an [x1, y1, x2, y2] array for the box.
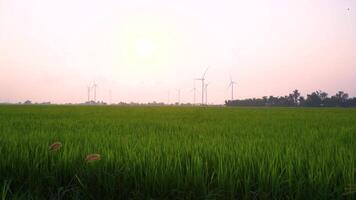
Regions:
[[225, 90, 356, 107]]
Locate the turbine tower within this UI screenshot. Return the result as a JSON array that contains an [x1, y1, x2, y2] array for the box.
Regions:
[[92, 81, 98, 102], [189, 83, 197, 105], [228, 77, 237, 100], [87, 85, 91, 102], [205, 82, 211, 105], [177, 89, 181, 104], [195, 67, 209, 105]]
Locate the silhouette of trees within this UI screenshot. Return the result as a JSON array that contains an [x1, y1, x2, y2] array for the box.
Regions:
[[305, 91, 323, 107], [225, 90, 356, 107], [24, 100, 32, 104], [291, 89, 300, 105]]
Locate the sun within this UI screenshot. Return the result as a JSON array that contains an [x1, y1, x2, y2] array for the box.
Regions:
[[135, 38, 154, 59]]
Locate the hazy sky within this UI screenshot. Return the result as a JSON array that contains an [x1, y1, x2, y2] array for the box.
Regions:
[[0, 0, 355, 104]]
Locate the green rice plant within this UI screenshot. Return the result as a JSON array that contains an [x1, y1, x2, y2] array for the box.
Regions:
[[0, 105, 355, 199], [1, 181, 10, 200]]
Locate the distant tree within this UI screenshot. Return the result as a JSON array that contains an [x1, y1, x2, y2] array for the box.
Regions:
[[303, 92, 319, 106], [331, 91, 349, 106], [335, 91, 348, 101], [225, 89, 355, 107], [349, 98, 356, 107], [291, 89, 300, 105], [262, 96, 268, 105], [305, 90, 328, 107], [298, 96, 305, 106], [267, 96, 278, 106], [319, 91, 328, 101], [24, 100, 32, 104]]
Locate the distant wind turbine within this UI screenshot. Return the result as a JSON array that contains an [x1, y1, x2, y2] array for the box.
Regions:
[[87, 84, 91, 102], [92, 81, 98, 102], [189, 86, 198, 105], [205, 82, 211, 105], [176, 89, 181, 104], [228, 76, 237, 101], [193, 80, 196, 105], [195, 67, 209, 105]]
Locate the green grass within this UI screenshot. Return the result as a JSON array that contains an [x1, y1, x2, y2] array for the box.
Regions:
[[0, 105, 355, 199]]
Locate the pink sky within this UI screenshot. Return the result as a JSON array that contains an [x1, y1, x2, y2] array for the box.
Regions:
[[0, 0, 355, 104]]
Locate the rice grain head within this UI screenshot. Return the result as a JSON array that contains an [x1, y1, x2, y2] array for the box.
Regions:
[[49, 142, 62, 152], [85, 154, 101, 162]]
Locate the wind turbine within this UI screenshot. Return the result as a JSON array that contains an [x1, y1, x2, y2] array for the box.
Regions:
[[205, 82, 211, 105], [92, 81, 98, 102], [228, 76, 237, 101], [195, 67, 209, 105], [189, 85, 198, 105], [87, 84, 91, 102], [176, 89, 181, 105]]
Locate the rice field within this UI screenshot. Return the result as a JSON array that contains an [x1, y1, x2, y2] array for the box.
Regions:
[[0, 105, 355, 199]]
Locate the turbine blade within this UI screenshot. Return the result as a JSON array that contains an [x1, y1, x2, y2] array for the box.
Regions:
[[202, 66, 209, 78]]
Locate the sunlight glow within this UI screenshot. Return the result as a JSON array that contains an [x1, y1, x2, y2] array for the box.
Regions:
[[136, 38, 154, 59]]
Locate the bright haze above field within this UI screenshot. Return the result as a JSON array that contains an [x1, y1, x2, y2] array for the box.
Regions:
[[0, 0, 355, 104]]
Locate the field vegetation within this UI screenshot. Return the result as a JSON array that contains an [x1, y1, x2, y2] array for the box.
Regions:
[[0, 105, 355, 199]]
